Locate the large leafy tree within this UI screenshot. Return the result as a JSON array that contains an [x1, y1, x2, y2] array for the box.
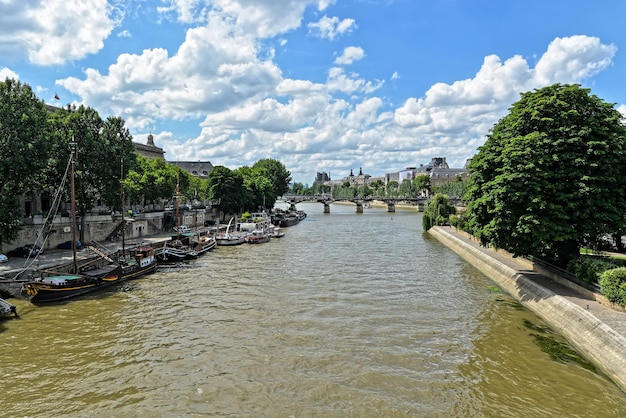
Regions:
[[238, 166, 274, 211], [465, 84, 626, 267], [0, 78, 52, 245], [99, 116, 137, 208], [206, 166, 244, 219], [123, 156, 179, 209], [252, 158, 291, 207], [413, 175, 431, 196]]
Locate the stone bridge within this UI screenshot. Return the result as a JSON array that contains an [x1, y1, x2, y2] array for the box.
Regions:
[[279, 195, 432, 213]]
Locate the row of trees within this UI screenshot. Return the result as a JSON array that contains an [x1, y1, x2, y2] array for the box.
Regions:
[[123, 156, 291, 219], [0, 78, 292, 245]]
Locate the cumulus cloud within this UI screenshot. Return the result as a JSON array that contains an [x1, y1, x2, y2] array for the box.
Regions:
[[0, 67, 18, 80], [534, 35, 617, 84], [335, 46, 365, 65], [0, 0, 114, 65], [308, 15, 356, 40]]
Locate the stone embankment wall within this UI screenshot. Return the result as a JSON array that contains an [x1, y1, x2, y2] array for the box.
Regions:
[[2, 210, 218, 251], [428, 226, 626, 393]]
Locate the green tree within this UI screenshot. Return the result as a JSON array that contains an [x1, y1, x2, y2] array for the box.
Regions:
[[0, 78, 52, 245], [465, 84, 626, 267], [238, 166, 273, 211], [48, 106, 136, 217], [97, 116, 137, 208], [124, 156, 179, 209], [369, 179, 384, 197], [423, 193, 456, 231], [433, 177, 468, 199], [252, 158, 291, 207], [400, 179, 413, 197], [357, 184, 372, 198], [386, 180, 399, 197], [413, 175, 431, 196], [292, 182, 305, 195], [206, 166, 244, 219]]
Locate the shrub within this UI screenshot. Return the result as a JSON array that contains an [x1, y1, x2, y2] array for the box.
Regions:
[[599, 267, 626, 306], [568, 256, 619, 285], [423, 194, 456, 231]]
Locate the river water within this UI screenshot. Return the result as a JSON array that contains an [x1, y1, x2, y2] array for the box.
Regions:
[[2, 202, 626, 417]]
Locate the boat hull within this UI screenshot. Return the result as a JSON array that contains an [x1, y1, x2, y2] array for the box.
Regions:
[[215, 234, 247, 246], [26, 265, 123, 303]]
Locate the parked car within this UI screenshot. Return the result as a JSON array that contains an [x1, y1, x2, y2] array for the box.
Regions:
[[57, 240, 82, 249], [8, 244, 43, 258], [0, 253, 8, 263]]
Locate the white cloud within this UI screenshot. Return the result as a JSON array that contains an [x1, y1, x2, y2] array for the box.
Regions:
[[0, 67, 18, 80], [0, 0, 114, 65], [534, 35, 617, 85], [335, 46, 365, 65], [308, 15, 356, 40]]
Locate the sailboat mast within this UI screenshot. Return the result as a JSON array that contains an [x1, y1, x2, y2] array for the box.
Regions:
[[175, 176, 180, 240], [121, 158, 125, 258], [70, 139, 78, 274]]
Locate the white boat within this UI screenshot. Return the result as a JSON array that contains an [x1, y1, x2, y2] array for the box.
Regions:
[[245, 228, 270, 244], [215, 217, 247, 246], [239, 211, 273, 231], [270, 225, 285, 238]]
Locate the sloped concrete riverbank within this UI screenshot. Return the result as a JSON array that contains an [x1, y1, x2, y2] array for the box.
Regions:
[[429, 226, 626, 393]]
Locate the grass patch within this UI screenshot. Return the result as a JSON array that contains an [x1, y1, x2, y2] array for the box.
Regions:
[[486, 285, 503, 293]]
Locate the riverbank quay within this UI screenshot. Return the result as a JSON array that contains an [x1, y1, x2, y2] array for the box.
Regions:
[[429, 225, 626, 392]]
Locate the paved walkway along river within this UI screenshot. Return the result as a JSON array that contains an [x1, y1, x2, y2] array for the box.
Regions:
[[430, 225, 626, 392]]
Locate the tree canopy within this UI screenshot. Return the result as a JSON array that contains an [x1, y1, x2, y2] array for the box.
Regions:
[[464, 84, 626, 266], [0, 78, 52, 244]]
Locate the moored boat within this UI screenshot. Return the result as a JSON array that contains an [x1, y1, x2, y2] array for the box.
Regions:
[[270, 225, 285, 238], [154, 239, 198, 262], [215, 217, 247, 246], [24, 261, 123, 303], [245, 228, 271, 244], [120, 245, 158, 279], [192, 232, 217, 255]]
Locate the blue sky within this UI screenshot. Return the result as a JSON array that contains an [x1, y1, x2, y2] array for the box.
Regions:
[[1, 0, 625, 185]]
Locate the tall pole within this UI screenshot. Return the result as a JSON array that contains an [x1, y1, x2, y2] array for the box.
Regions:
[[121, 158, 125, 258], [175, 174, 180, 240], [70, 139, 78, 274]]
